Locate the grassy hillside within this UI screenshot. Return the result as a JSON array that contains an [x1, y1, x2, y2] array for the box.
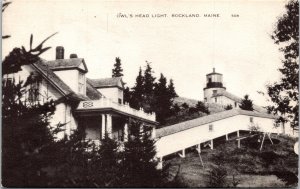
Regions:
[[160, 97, 225, 128], [163, 134, 298, 188], [173, 97, 225, 114]]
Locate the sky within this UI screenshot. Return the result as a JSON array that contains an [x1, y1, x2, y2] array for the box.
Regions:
[[2, 0, 288, 106]]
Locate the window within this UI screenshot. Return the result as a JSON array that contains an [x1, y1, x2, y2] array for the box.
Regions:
[[208, 78, 212, 83], [27, 73, 41, 103], [28, 82, 40, 103], [250, 117, 253, 123], [209, 124, 213, 132], [118, 98, 122, 104], [213, 90, 217, 94], [234, 102, 237, 107], [78, 73, 85, 94], [215, 98, 217, 103], [204, 97, 207, 102]]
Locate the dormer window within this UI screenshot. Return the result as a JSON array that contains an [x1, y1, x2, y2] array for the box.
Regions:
[[78, 72, 85, 94]]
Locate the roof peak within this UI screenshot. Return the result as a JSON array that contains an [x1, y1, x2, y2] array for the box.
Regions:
[[44, 58, 88, 73], [88, 77, 124, 89]]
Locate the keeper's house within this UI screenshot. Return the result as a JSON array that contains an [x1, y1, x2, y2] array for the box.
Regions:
[[3, 46, 158, 143]]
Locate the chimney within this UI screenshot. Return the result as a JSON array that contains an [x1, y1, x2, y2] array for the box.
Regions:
[[56, 46, 64, 59], [70, 53, 78, 58], [213, 67, 215, 73]]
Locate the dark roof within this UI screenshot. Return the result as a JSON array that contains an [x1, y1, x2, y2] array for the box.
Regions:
[[33, 60, 74, 96], [156, 109, 277, 138], [44, 58, 88, 73], [212, 91, 267, 113], [86, 79, 103, 100], [206, 72, 222, 76], [89, 77, 124, 89], [33, 59, 90, 101]]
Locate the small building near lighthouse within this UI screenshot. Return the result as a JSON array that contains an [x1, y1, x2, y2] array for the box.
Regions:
[[203, 68, 266, 113]]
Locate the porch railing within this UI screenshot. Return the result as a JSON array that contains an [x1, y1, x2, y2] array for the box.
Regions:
[[77, 97, 156, 122]]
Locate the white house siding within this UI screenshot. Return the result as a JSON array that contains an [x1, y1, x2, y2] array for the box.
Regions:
[[118, 88, 124, 104], [6, 65, 78, 140], [217, 96, 238, 108], [53, 69, 79, 93], [155, 114, 279, 158], [204, 87, 225, 103], [97, 87, 123, 104]]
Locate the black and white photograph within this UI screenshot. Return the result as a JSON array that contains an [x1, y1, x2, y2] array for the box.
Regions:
[[1, 0, 299, 187]]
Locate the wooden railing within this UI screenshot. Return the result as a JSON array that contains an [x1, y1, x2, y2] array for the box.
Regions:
[[77, 97, 156, 121]]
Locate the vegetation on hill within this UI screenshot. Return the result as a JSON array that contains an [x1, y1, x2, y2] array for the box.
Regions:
[[163, 134, 298, 187], [239, 95, 254, 111], [173, 97, 225, 114], [157, 97, 225, 127]]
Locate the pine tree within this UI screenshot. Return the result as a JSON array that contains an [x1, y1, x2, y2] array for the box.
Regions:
[[112, 57, 124, 77], [143, 61, 156, 94], [91, 133, 120, 187], [131, 67, 144, 109], [2, 34, 61, 187], [120, 120, 160, 187], [123, 86, 131, 104], [239, 95, 254, 111], [143, 61, 156, 113], [195, 101, 210, 114], [154, 74, 172, 124], [267, 0, 299, 129], [167, 79, 178, 98], [49, 129, 92, 187]]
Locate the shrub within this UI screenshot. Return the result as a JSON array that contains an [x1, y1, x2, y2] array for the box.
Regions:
[[208, 165, 228, 187]]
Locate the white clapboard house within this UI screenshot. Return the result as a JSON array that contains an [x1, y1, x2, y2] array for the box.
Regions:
[[4, 46, 158, 144]]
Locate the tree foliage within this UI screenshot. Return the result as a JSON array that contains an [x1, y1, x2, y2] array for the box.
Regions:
[[112, 57, 124, 77], [267, 0, 299, 129], [154, 74, 173, 124], [168, 79, 178, 98], [225, 104, 233, 110], [120, 120, 161, 187], [128, 62, 178, 124], [239, 95, 254, 111], [130, 67, 144, 109], [2, 34, 62, 187], [195, 101, 210, 114]]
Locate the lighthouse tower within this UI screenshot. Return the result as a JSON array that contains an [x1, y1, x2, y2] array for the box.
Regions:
[[203, 68, 226, 103]]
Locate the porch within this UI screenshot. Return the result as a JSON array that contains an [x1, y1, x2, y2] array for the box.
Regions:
[[75, 98, 158, 143]]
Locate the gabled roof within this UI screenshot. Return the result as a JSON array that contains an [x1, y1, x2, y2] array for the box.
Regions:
[[86, 79, 103, 100], [32, 59, 94, 101], [43, 58, 88, 73], [33, 60, 75, 96], [156, 109, 276, 138], [212, 91, 267, 113], [88, 77, 124, 89]]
